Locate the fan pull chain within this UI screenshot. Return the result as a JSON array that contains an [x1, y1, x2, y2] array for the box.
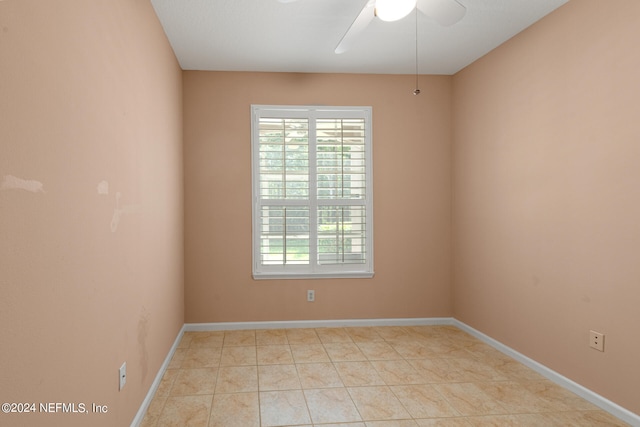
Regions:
[[413, 8, 421, 95]]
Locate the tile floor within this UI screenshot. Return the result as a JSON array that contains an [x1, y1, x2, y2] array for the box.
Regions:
[[140, 325, 629, 426]]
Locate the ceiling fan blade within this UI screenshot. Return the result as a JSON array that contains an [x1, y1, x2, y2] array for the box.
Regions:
[[334, 0, 376, 54], [417, 0, 466, 26]]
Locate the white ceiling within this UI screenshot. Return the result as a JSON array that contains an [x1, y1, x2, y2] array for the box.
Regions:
[[151, 0, 569, 75]]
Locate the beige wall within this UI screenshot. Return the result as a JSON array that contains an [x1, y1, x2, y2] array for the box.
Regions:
[[0, 1, 183, 426], [452, 0, 640, 415], [184, 71, 452, 323]]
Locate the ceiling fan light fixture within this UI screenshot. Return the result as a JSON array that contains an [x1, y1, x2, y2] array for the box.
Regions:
[[375, 0, 417, 22]]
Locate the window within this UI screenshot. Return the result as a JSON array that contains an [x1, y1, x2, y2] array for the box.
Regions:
[[251, 105, 374, 279]]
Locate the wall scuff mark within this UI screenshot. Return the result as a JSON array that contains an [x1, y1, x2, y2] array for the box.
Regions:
[[137, 307, 150, 385], [97, 180, 109, 195], [110, 192, 140, 232], [1, 174, 45, 193]]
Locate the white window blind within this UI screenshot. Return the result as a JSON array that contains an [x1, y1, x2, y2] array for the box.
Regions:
[[251, 105, 374, 279]]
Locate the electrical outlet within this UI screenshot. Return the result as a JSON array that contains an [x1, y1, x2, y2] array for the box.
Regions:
[[589, 330, 604, 352], [119, 362, 127, 390], [307, 290, 315, 302]]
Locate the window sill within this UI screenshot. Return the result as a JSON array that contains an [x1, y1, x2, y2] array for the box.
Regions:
[[253, 271, 375, 280]]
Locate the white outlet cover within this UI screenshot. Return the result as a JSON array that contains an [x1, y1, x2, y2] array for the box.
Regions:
[[589, 331, 604, 352], [119, 362, 127, 390]]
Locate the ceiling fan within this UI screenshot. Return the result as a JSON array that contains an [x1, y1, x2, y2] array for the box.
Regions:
[[278, 0, 466, 54]]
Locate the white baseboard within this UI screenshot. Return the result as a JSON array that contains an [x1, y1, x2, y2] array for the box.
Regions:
[[183, 317, 454, 332], [132, 318, 639, 427], [453, 319, 640, 427], [130, 325, 185, 427]]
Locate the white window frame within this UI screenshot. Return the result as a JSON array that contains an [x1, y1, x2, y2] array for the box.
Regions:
[[251, 105, 374, 280]]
